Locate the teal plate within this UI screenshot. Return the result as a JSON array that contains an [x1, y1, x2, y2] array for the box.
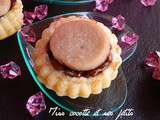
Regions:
[[16, 12, 135, 116], [33, 0, 95, 5]]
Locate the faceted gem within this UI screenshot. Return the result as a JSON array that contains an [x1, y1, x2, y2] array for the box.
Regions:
[[144, 51, 160, 69], [144, 51, 160, 80], [26, 92, 46, 117], [121, 32, 139, 46], [112, 15, 126, 31], [34, 5, 48, 20], [141, 0, 157, 7], [21, 28, 36, 43], [95, 0, 114, 12], [23, 5, 48, 25], [23, 11, 36, 25], [0, 61, 21, 79], [96, 0, 109, 12]]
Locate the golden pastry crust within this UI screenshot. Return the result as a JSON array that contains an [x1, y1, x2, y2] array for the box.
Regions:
[[32, 16, 122, 99], [0, 0, 23, 40]]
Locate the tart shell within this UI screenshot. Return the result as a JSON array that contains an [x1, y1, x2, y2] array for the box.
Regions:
[[32, 16, 122, 99], [0, 0, 23, 40]]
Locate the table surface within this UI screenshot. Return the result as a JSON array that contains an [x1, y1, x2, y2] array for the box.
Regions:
[[0, 0, 160, 120]]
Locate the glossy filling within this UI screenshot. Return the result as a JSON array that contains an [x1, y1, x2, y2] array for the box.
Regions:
[[47, 47, 112, 77]]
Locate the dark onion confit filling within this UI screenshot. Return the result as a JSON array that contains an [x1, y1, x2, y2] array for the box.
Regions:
[[47, 48, 112, 78]]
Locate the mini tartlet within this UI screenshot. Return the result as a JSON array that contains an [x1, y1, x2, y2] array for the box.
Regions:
[[0, 0, 23, 40], [32, 16, 122, 99]]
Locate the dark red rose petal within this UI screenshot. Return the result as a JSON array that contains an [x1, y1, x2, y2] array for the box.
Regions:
[[26, 92, 46, 117], [0, 61, 21, 79]]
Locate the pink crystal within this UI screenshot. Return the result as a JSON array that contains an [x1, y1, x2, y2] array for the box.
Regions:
[[34, 5, 48, 20], [23, 5, 48, 25], [141, 0, 157, 7], [95, 0, 114, 12], [0, 61, 21, 79], [112, 15, 126, 31], [121, 32, 139, 46], [144, 51, 160, 80], [23, 11, 36, 25], [21, 28, 36, 43], [144, 51, 160, 69], [26, 92, 46, 117]]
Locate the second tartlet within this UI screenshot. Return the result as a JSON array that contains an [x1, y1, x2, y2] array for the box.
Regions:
[[0, 0, 23, 40]]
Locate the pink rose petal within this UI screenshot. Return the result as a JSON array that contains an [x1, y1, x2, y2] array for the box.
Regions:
[[141, 0, 157, 7], [112, 15, 126, 31], [26, 92, 46, 117], [34, 5, 48, 20], [121, 32, 139, 46], [95, 0, 114, 12], [0, 61, 21, 79], [21, 28, 36, 43], [144, 51, 160, 80]]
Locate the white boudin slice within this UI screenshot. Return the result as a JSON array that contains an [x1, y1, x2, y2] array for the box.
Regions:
[[50, 19, 111, 71], [0, 0, 11, 16]]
